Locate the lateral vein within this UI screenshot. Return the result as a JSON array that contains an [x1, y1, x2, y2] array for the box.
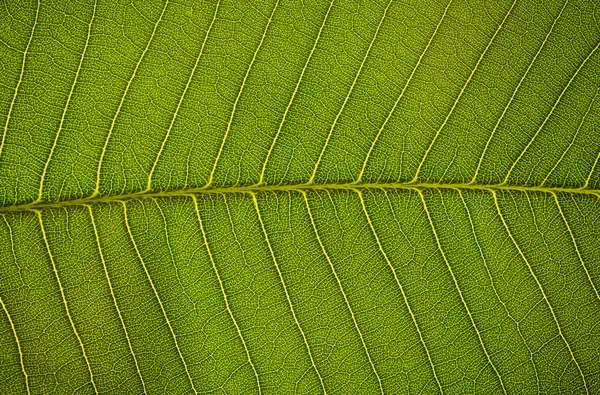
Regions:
[[205, 0, 280, 188], [92, 0, 170, 198], [412, 0, 518, 183], [36, 210, 98, 394], [0, 0, 40, 161], [551, 192, 600, 302], [472, 0, 568, 183], [302, 190, 373, 394], [308, 0, 393, 184], [502, 39, 600, 184], [419, 190, 506, 394], [250, 192, 327, 393], [356, 0, 453, 183], [456, 189, 540, 391], [36, 0, 97, 203], [356, 189, 442, 394], [492, 191, 589, 395], [257, 0, 335, 185], [87, 205, 147, 394], [121, 201, 198, 394], [146, 0, 222, 192], [189, 194, 262, 394], [0, 295, 30, 395]]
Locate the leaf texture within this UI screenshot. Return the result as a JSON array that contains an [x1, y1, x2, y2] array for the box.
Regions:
[[0, 0, 599, 393]]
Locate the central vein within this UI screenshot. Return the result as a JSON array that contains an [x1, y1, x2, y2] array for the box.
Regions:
[[1, 181, 598, 213]]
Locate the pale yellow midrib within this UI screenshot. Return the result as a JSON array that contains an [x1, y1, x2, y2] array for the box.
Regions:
[[1, 181, 598, 213]]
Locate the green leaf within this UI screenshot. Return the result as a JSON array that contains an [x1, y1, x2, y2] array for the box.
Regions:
[[1, 0, 599, 393]]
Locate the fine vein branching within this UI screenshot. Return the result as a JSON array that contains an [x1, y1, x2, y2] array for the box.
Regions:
[[471, 0, 569, 184], [145, 0, 221, 193], [0, 295, 30, 395], [250, 192, 327, 393], [87, 204, 147, 394], [551, 192, 600, 302], [189, 194, 262, 394], [492, 191, 589, 395], [121, 201, 198, 395], [502, 39, 600, 184], [412, 0, 518, 183], [0, 0, 40, 161], [303, 190, 372, 395], [257, 0, 335, 186], [205, 0, 280, 188], [419, 189, 506, 394], [36, 0, 97, 203], [356, 0, 453, 184], [92, 0, 170, 198], [1, 0, 599, 393], [308, 0, 393, 184], [541, 87, 599, 186], [355, 189, 436, 394], [36, 210, 99, 394]]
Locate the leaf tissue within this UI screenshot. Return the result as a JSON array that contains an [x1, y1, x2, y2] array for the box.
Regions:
[[1, 0, 599, 393]]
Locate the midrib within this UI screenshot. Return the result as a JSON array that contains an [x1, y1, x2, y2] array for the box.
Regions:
[[1, 181, 599, 213]]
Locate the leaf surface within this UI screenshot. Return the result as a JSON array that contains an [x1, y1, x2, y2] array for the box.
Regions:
[[1, 0, 599, 393]]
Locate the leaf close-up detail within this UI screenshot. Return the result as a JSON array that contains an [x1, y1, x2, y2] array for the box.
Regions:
[[1, 0, 599, 393]]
